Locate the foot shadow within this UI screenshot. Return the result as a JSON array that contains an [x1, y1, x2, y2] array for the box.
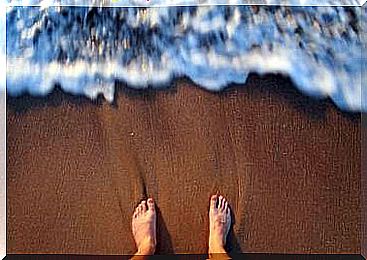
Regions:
[[226, 208, 242, 256], [155, 205, 175, 255]]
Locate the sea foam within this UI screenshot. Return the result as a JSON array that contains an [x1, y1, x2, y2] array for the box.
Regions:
[[4, 3, 367, 111]]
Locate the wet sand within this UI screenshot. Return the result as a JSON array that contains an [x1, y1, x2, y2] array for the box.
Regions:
[[0, 91, 5, 257], [6, 74, 362, 255], [362, 113, 367, 259]]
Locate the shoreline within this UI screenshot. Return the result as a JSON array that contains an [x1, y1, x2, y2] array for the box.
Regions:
[[7, 74, 362, 118]]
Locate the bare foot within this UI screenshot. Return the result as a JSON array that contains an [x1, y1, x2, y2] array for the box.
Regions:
[[132, 198, 156, 255], [208, 194, 231, 255]]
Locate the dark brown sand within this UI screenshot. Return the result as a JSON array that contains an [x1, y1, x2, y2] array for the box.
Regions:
[[6, 75, 362, 255], [0, 92, 5, 256], [362, 113, 367, 259]]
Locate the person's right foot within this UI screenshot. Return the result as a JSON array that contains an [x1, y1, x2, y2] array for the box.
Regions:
[[208, 194, 231, 254], [132, 198, 157, 255]]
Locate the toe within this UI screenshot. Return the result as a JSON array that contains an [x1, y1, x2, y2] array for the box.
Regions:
[[138, 204, 143, 216], [147, 198, 155, 211], [221, 197, 227, 211], [141, 200, 147, 212], [218, 195, 223, 209], [134, 205, 139, 216], [134, 205, 138, 213], [224, 201, 228, 211], [210, 195, 218, 210]]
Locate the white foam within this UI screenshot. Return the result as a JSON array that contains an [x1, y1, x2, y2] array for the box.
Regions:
[[0, 3, 6, 93], [5, 0, 363, 7], [5, 5, 366, 111]]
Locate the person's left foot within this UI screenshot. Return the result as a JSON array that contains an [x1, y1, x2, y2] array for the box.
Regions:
[[132, 198, 157, 255], [208, 194, 231, 255]]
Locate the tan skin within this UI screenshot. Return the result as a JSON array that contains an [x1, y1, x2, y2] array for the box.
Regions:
[[130, 195, 232, 259]]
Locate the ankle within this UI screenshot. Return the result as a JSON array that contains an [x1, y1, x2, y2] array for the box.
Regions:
[[137, 246, 155, 255], [137, 238, 156, 255], [208, 243, 226, 255]]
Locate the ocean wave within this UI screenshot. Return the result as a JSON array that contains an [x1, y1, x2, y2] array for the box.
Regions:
[[5, 4, 367, 111], [4, 0, 364, 7]]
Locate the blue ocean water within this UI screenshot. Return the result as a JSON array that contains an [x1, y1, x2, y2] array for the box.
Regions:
[[4, 2, 367, 111]]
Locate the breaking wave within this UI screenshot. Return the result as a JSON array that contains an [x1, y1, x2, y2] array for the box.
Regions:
[[5, 3, 367, 111]]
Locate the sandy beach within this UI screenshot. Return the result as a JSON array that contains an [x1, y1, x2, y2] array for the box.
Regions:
[[6, 74, 362, 255]]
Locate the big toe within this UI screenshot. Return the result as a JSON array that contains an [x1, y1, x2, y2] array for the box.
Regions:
[[210, 195, 218, 210], [147, 198, 155, 212]]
